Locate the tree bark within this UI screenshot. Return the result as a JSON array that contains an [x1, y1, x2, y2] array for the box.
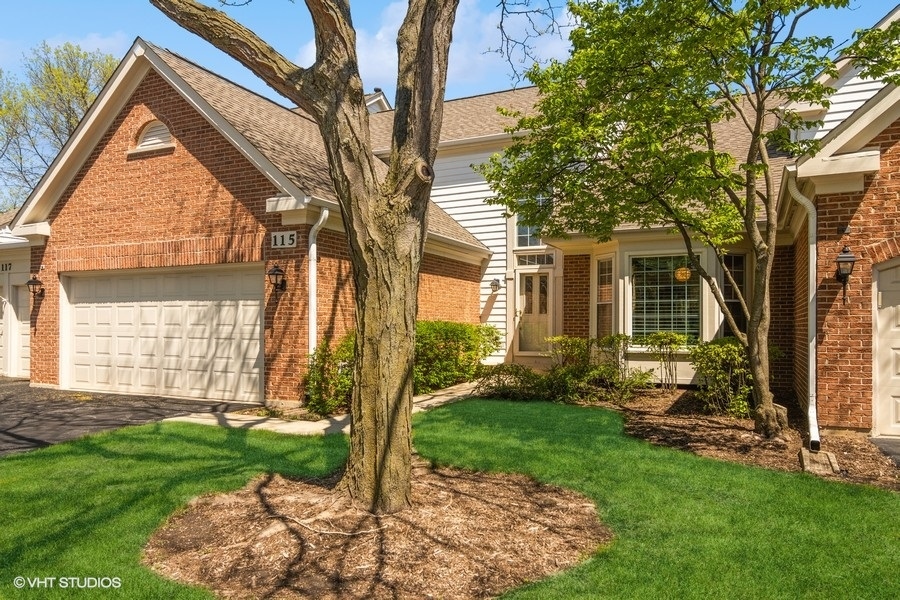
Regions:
[[151, 0, 458, 513]]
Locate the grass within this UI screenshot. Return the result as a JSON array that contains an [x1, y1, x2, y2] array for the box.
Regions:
[[413, 400, 900, 599], [0, 422, 347, 599], [1, 400, 897, 599]]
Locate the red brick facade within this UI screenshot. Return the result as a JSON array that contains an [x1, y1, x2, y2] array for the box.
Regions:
[[562, 254, 591, 338], [29, 70, 483, 404], [810, 117, 900, 431], [769, 245, 795, 399]]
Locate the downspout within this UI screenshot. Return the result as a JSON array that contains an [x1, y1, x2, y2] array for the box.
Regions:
[[786, 166, 821, 451], [307, 207, 330, 355]]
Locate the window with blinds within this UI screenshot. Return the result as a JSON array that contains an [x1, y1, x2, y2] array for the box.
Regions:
[[631, 255, 700, 341], [596, 258, 613, 338]]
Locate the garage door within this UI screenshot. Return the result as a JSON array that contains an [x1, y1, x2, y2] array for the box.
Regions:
[[69, 268, 263, 402]]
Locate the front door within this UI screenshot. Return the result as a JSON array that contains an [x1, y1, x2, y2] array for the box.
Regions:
[[876, 264, 900, 436], [517, 273, 550, 353]]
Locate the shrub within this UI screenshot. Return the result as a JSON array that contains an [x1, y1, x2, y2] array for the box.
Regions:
[[689, 337, 751, 418], [545, 335, 595, 368], [305, 321, 501, 415], [305, 332, 356, 416], [414, 321, 501, 394], [475, 335, 652, 405], [474, 363, 548, 402], [642, 331, 688, 391]]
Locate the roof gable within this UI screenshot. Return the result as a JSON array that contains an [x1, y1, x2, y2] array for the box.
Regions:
[[11, 39, 486, 256]]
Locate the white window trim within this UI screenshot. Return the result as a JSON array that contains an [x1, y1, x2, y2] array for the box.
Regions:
[[591, 252, 617, 338], [623, 248, 713, 350]]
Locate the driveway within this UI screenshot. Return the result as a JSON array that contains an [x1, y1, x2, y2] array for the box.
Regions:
[[0, 377, 257, 457]]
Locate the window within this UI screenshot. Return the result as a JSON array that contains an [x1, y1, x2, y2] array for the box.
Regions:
[[516, 221, 542, 248], [631, 255, 700, 341], [596, 258, 613, 338], [517, 253, 554, 266], [515, 198, 546, 248], [134, 120, 172, 152], [722, 254, 747, 336]]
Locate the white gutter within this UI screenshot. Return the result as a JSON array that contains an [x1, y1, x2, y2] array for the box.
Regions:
[[786, 165, 821, 451], [307, 207, 330, 355]]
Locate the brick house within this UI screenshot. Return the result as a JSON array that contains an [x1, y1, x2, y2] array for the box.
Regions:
[[1, 5, 898, 443], [2, 39, 489, 404]]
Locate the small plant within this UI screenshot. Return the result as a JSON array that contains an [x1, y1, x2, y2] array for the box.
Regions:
[[305, 332, 356, 416], [642, 331, 687, 391], [474, 363, 547, 402], [545, 335, 595, 368], [689, 337, 751, 418]]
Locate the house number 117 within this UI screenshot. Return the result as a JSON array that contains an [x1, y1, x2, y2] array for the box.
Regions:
[[271, 231, 297, 249]]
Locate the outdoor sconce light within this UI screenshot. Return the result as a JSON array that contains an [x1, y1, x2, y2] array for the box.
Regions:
[[267, 265, 287, 293], [26, 276, 44, 298], [834, 245, 857, 305], [490, 278, 501, 293]]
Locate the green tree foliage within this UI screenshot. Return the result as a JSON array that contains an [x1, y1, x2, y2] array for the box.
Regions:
[[480, 0, 900, 437], [0, 42, 117, 208]]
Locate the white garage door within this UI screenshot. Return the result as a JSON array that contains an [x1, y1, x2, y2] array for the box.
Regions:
[[69, 267, 263, 402]]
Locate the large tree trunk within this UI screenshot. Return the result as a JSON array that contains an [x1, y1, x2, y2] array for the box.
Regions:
[[151, 0, 458, 514], [747, 247, 782, 438], [339, 201, 423, 513]]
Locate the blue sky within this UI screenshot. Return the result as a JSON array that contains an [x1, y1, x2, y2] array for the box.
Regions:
[[0, 0, 896, 106]]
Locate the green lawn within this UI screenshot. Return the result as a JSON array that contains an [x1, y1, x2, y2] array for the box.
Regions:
[[1, 400, 897, 599]]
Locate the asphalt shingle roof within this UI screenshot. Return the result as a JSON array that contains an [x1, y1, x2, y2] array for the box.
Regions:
[[150, 44, 486, 253]]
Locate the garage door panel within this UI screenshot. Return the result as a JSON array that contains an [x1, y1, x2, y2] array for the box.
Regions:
[[69, 268, 262, 402]]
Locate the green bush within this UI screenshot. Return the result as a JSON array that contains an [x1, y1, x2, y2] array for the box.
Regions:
[[305, 331, 356, 416], [642, 331, 688, 391], [689, 337, 751, 418], [305, 321, 500, 415], [476, 335, 652, 405], [414, 321, 501, 394], [474, 363, 548, 402]]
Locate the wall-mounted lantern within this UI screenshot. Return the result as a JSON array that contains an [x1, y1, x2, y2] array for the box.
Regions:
[[267, 265, 287, 293], [26, 276, 44, 298], [490, 278, 501, 293], [834, 245, 857, 305]]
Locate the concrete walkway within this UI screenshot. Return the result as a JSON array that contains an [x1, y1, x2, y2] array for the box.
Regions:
[[164, 381, 477, 435]]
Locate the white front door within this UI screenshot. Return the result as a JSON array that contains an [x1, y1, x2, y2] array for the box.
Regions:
[[517, 272, 550, 353], [876, 264, 900, 436]]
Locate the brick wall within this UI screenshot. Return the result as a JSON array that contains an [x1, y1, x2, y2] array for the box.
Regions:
[[31, 70, 288, 394], [30, 70, 483, 404], [769, 244, 795, 400], [562, 254, 591, 338], [813, 117, 900, 431], [792, 221, 810, 409]]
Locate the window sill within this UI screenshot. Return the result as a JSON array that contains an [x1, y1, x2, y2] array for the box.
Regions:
[[126, 143, 176, 158]]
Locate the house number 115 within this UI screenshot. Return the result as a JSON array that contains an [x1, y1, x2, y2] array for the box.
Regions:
[[271, 231, 297, 249]]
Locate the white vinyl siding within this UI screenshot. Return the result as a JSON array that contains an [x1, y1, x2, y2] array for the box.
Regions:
[[799, 66, 886, 141], [67, 267, 263, 402], [432, 149, 509, 361]]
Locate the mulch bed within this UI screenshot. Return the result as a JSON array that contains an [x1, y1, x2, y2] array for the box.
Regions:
[[144, 391, 898, 599]]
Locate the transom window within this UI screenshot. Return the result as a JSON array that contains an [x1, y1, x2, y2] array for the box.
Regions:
[[631, 255, 700, 341]]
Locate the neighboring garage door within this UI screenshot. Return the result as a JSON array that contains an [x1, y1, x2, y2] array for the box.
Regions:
[[68, 267, 263, 402]]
